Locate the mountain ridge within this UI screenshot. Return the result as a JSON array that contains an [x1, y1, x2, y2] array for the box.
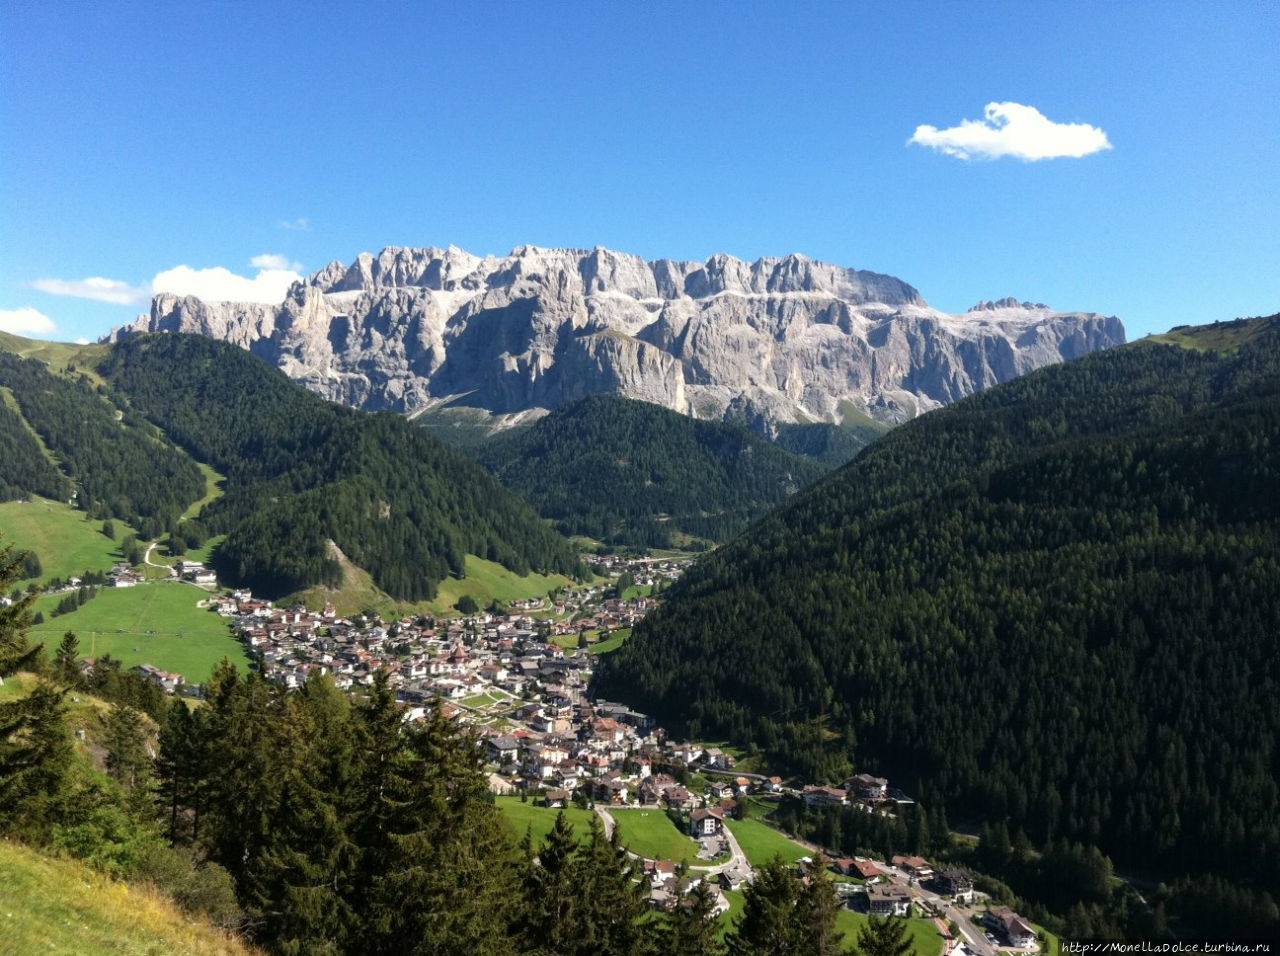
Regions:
[[109, 244, 1125, 429]]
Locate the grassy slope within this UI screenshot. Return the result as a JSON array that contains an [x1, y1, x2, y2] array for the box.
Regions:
[[1144, 315, 1278, 353], [589, 628, 632, 655], [0, 330, 111, 384], [0, 840, 255, 956], [291, 552, 575, 618], [724, 817, 811, 866], [431, 556, 575, 614], [28, 582, 247, 682], [608, 808, 704, 863], [494, 796, 599, 848], [0, 496, 132, 586], [181, 461, 227, 521]]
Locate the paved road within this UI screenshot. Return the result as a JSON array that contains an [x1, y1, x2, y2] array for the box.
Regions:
[[593, 806, 750, 876], [868, 859, 994, 956]]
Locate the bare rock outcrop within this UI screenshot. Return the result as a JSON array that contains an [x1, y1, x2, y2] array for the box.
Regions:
[[109, 245, 1126, 427]]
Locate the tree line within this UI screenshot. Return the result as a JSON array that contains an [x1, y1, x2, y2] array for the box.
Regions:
[[96, 334, 585, 599]]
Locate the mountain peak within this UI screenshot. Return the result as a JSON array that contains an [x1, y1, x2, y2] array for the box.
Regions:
[[968, 297, 1051, 312], [109, 242, 1125, 427]]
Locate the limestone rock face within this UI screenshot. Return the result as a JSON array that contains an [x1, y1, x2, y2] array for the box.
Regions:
[[110, 245, 1126, 426]]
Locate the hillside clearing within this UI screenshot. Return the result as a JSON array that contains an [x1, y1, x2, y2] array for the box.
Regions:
[[28, 582, 246, 682], [0, 496, 131, 586]]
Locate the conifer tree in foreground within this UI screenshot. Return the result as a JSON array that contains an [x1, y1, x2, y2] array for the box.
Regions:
[[854, 914, 913, 956], [663, 879, 726, 956], [52, 631, 80, 686], [725, 855, 843, 956], [0, 540, 72, 836]]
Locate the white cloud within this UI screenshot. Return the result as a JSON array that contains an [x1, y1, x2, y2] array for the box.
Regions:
[[75, 337, 90, 345], [278, 217, 311, 231], [30, 276, 150, 306], [0, 307, 58, 336], [909, 101, 1112, 161], [152, 264, 303, 304], [250, 253, 303, 272], [31, 254, 307, 310]]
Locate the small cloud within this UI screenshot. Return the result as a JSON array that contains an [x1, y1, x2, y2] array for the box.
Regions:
[[278, 217, 311, 231], [30, 276, 150, 306], [152, 263, 302, 304], [909, 101, 1112, 161], [250, 253, 303, 272], [0, 307, 58, 337], [75, 337, 90, 345]]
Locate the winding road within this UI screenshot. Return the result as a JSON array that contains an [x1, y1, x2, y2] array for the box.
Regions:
[[593, 805, 751, 876]]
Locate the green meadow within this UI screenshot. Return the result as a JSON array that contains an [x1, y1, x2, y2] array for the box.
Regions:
[[494, 796, 599, 848], [0, 496, 131, 586], [27, 581, 246, 682]]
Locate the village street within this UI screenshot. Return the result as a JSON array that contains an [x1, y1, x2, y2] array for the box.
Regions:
[[868, 858, 995, 956]]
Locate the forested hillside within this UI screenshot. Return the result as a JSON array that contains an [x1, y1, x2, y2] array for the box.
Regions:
[[0, 350, 204, 529], [473, 395, 827, 546], [770, 420, 885, 468], [96, 334, 583, 600], [599, 315, 1280, 890]]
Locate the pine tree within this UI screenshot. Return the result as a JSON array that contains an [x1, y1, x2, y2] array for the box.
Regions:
[[245, 678, 358, 955], [104, 703, 151, 793], [53, 631, 81, 686], [663, 879, 726, 956], [573, 815, 651, 956], [798, 854, 845, 956], [0, 542, 39, 682], [726, 857, 804, 956], [518, 811, 582, 956], [0, 541, 71, 834], [156, 699, 195, 843], [201, 664, 287, 888], [356, 678, 518, 956], [854, 915, 913, 956]]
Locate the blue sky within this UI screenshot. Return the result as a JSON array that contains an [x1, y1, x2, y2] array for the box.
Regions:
[[2, 0, 1277, 342]]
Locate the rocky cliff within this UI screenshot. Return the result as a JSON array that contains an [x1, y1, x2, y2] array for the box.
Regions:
[[110, 245, 1126, 427]]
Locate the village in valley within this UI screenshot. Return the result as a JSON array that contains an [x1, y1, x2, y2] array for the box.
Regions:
[[77, 547, 1048, 956]]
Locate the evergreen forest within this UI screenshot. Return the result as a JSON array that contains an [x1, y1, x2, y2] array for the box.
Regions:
[[599, 316, 1280, 897], [473, 395, 827, 546], [91, 334, 584, 599]]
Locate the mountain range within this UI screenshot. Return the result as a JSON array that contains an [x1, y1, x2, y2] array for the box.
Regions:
[[110, 245, 1126, 430]]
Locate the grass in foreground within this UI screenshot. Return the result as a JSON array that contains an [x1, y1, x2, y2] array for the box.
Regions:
[[0, 839, 256, 956], [0, 496, 131, 586], [28, 582, 247, 682]]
